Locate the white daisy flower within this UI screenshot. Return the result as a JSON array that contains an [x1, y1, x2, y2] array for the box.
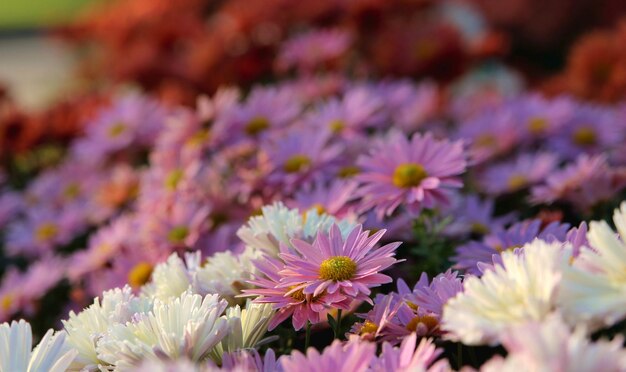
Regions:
[[0, 319, 77, 372], [62, 286, 152, 370], [236, 202, 356, 256], [207, 300, 274, 363], [193, 247, 263, 304], [481, 314, 626, 372], [558, 201, 626, 328], [96, 292, 229, 369], [442, 239, 568, 345]]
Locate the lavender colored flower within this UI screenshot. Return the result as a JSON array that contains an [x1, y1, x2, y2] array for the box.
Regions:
[[277, 28, 352, 72], [479, 152, 559, 195], [371, 333, 449, 372], [443, 194, 515, 236], [453, 219, 569, 275], [279, 224, 402, 303], [357, 131, 466, 219], [280, 337, 376, 372]]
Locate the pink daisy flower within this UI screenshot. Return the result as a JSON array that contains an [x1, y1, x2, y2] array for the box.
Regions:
[[278, 224, 402, 302], [372, 333, 449, 372], [280, 337, 376, 372], [243, 256, 351, 331], [356, 131, 466, 219]]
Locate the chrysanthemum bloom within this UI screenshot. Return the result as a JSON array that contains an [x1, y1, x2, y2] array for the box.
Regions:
[[442, 239, 568, 345], [372, 80, 439, 132], [480, 314, 626, 372], [443, 194, 514, 236], [62, 286, 153, 370], [454, 108, 521, 164], [371, 333, 449, 372], [531, 154, 626, 212], [559, 202, 626, 329], [207, 300, 274, 363], [97, 292, 229, 369], [290, 180, 358, 219], [280, 337, 376, 372], [244, 256, 351, 331], [0, 320, 77, 372], [261, 128, 342, 192], [453, 219, 569, 275], [512, 94, 573, 142], [547, 105, 622, 159], [356, 131, 466, 219], [279, 224, 402, 303], [479, 152, 559, 195]]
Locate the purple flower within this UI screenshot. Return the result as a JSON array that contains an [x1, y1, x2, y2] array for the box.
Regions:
[[547, 104, 623, 160], [280, 337, 376, 372], [289, 180, 358, 218], [453, 219, 569, 275], [371, 333, 448, 372], [357, 131, 466, 219], [479, 152, 559, 195], [443, 194, 515, 236], [244, 256, 351, 331], [277, 28, 352, 72], [278, 225, 402, 303]]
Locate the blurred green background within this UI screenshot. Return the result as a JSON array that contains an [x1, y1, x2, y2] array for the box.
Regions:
[[0, 0, 97, 29]]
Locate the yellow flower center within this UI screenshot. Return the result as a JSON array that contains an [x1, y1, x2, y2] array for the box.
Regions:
[[359, 320, 378, 335], [392, 163, 428, 188], [311, 203, 326, 215], [35, 223, 58, 242], [527, 117, 548, 134], [572, 127, 597, 146], [319, 256, 357, 281], [283, 155, 311, 173], [168, 226, 189, 244], [470, 222, 489, 235], [406, 315, 439, 332], [406, 301, 419, 311], [63, 183, 81, 200], [1, 294, 13, 311], [128, 262, 153, 288], [186, 129, 210, 146], [507, 174, 528, 190], [338, 166, 360, 178], [245, 116, 270, 136], [495, 244, 521, 253], [329, 119, 346, 133], [108, 122, 127, 138], [474, 134, 496, 148], [289, 286, 307, 302], [165, 169, 184, 190]]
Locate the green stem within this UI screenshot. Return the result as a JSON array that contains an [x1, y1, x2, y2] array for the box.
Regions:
[[305, 321, 311, 349], [334, 309, 343, 340]]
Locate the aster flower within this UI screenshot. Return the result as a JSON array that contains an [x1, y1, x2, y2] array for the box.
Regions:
[[454, 105, 521, 164], [480, 314, 626, 372], [558, 202, 626, 329], [453, 219, 569, 275], [290, 180, 358, 218], [512, 94, 573, 142], [96, 292, 229, 369], [371, 80, 439, 132], [531, 154, 626, 212], [547, 105, 622, 159], [261, 128, 342, 192], [443, 194, 515, 236], [243, 255, 351, 331], [442, 239, 569, 345], [371, 333, 449, 372], [0, 320, 77, 372], [357, 131, 466, 219], [280, 337, 376, 372], [479, 152, 559, 195], [279, 224, 402, 303], [221, 349, 280, 372]]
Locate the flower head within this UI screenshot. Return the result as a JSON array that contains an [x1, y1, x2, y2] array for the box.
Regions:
[[357, 131, 466, 219]]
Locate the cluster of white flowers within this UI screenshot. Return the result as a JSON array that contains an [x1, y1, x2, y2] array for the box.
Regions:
[[237, 202, 357, 257], [441, 201, 626, 360]]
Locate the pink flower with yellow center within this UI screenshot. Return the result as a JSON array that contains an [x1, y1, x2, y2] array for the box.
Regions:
[[278, 224, 402, 302], [356, 131, 466, 219]]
